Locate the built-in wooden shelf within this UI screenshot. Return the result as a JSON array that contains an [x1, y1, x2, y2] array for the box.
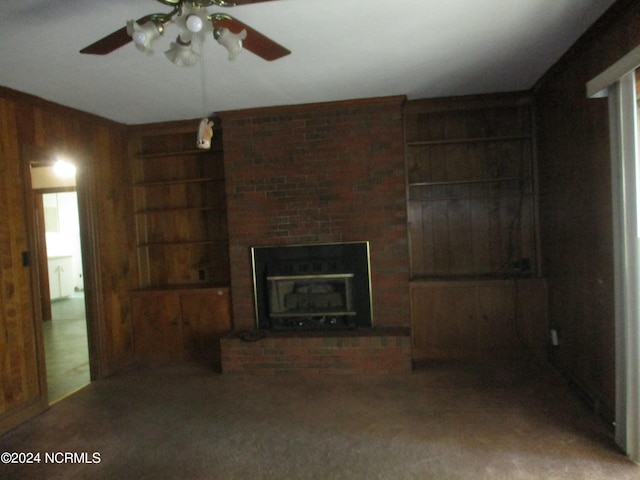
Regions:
[[404, 93, 542, 362], [134, 177, 222, 187], [408, 176, 527, 187], [138, 239, 226, 247], [404, 94, 538, 280], [130, 128, 229, 289], [133, 149, 220, 159], [405, 134, 532, 146], [135, 205, 225, 215]]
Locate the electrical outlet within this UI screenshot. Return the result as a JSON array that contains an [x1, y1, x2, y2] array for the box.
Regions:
[[198, 268, 207, 281], [513, 258, 531, 272]]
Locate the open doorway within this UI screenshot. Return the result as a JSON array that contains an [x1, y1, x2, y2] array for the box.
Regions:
[[31, 162, 91, 403]]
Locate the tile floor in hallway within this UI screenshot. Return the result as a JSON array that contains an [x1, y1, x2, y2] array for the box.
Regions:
[[42, 292, 90, 403]]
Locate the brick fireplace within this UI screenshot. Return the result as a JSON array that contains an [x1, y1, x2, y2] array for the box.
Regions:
[[218, 96, 411, 373]]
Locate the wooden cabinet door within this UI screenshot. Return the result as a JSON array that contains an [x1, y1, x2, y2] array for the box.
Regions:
[[132, 287, 233, 366], [132, 292, 183, 360], [514, 279, 548, 359], [411, 280, 544, 361], [411, 282, 477, 359], [476, 282, 516, 355], [180, 288, 232, 367]]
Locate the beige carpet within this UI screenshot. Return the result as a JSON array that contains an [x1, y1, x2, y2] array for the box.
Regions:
[[0, 358, 637, 479]]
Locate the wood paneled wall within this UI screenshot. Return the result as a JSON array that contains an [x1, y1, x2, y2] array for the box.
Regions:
[[0, 95, 43, 430], [534, 0, 640, 420], [0, 88, 135, 433]]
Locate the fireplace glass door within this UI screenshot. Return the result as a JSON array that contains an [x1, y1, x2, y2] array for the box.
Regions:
[[267, 274, 355, 330], [252, 241, 372, 331]]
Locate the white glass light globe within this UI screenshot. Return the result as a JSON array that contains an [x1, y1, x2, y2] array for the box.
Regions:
[[132, 31, 147, 46], [186, 15, 203, 33]]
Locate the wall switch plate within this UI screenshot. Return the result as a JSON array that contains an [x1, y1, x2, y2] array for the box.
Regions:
[[550, 329, 559, 346]]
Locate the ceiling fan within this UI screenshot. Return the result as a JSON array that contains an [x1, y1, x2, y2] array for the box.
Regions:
[[79, 0, 291, 63]]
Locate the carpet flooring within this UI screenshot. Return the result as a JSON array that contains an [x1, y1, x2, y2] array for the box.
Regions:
[[0, 358, 638, 479]]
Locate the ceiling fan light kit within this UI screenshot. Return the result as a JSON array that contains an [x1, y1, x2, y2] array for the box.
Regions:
[[82, 1, 290, 65], [127, 19, 165, 54], [214, 26, 247, 61], [164, 35, 200, 66]]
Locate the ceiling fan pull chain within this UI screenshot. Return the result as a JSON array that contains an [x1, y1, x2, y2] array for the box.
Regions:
[[199, 36, 208, 119]]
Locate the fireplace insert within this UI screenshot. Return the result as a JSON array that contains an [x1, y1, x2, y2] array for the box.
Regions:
[[251, 242, 372, 331]]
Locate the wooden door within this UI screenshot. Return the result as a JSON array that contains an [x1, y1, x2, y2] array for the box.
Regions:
[[411, 282, 477, 359]]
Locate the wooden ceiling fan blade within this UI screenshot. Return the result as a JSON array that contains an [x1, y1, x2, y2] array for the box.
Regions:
[[214, 16, 291, 61], [79, 16, 151, 55], [80, 27, 131, 55]]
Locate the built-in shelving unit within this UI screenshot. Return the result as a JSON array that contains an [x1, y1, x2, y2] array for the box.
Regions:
[[128, 124, 232, 367], [404, 94, 546, 361], [130, 127, 229, 289], [405, 94, 538, 279]]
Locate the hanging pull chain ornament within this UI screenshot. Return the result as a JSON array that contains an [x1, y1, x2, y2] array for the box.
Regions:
[[196, 35, 214, 150], [197, 118, 214, 149]]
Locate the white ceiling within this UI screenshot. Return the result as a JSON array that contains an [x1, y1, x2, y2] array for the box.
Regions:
[[0, 0, 617, 125]]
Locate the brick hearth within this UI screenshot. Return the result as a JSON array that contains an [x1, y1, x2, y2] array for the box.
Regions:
[[220, 328, 411, 375]]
